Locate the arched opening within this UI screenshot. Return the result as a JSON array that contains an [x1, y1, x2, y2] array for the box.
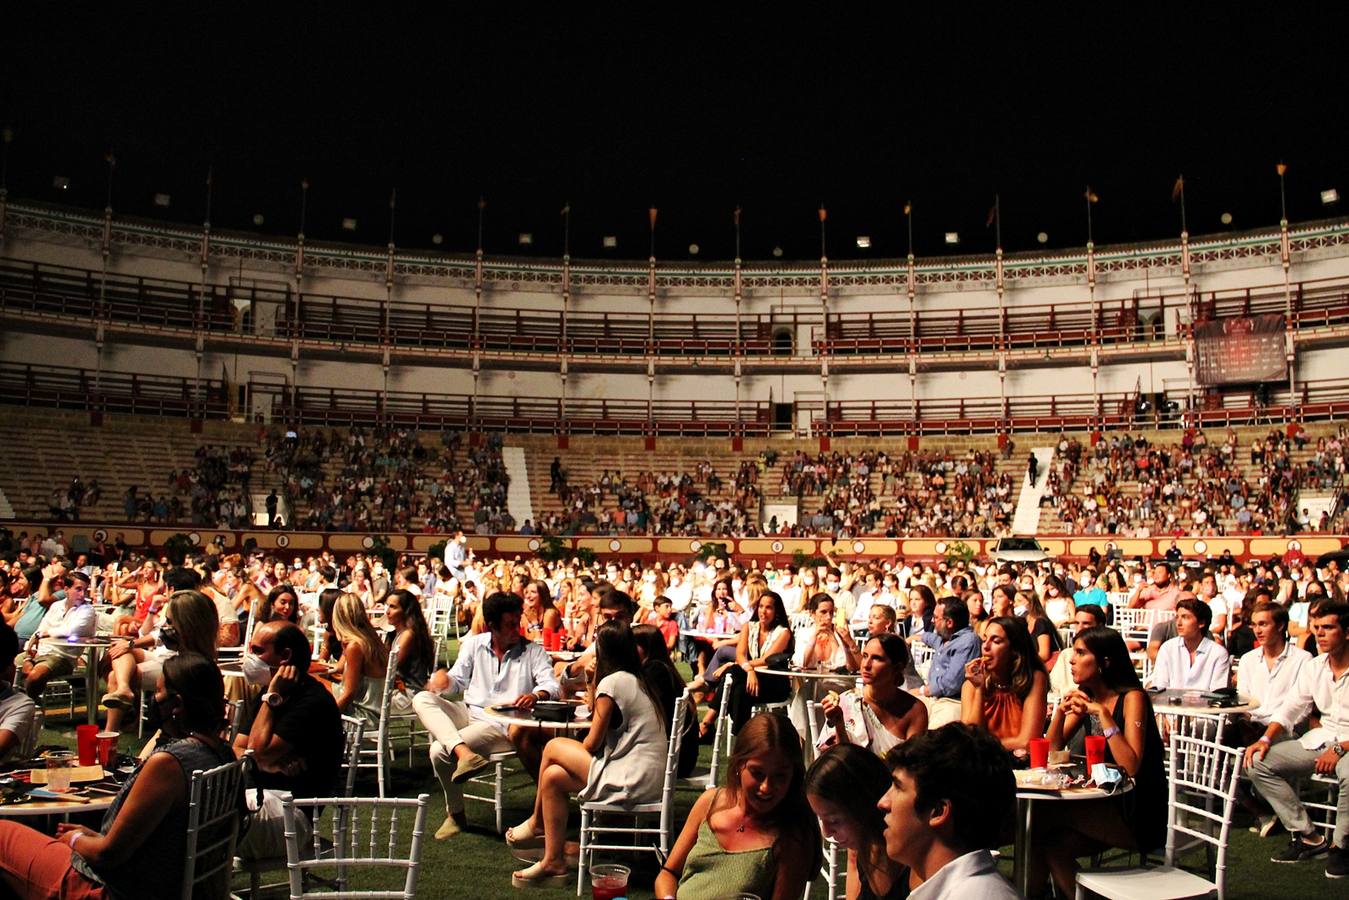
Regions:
[[771, 326, 794, 356]]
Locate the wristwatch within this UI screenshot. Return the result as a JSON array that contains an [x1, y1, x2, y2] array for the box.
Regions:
[[260, 691, 285, 708], [1333, 742, 1347, 758]]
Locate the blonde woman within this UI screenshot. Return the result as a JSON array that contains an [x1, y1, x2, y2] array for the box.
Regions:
[[329, 593, 390, 728]]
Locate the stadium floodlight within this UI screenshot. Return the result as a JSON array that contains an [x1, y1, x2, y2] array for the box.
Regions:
[[944, 232, 960, 245], [431, 233, 444, 245], [252, 214, 265, 226], [153, 193, 172, 207], [341, 217, 358, 231], [52, 176, 70, 190], [855, 235, 871, 249], [602, 235, 617, 248], [688, 243, 700, 255], [518, 232, 533, 246], [772, 245, 784, 257], [1037, 232, 1049, 244], [1322, 189, 1340, 205], [1220, 212, 1233, 225]]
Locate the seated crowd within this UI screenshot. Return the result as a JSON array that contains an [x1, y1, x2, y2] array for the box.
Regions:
[[0, 527, 1347, 896]]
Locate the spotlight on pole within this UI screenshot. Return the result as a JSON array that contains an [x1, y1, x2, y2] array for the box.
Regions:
[[855, 235, 871, 249], [1037, 231, 1049, 244], [771, 245, 784, 258], [688, 243, 700, 255], [602, 235, 618, 249], [431, 233, 444, 245], [153, 193, 172, 208], [341, 217, 358, 231], [518, 232, 533, 246], [252, 214, 265, 226], [1220, 212, 1233, 226], [1321, 188, 1340, 206], [52, 175, 70, 190], [944, 232, 960, 245]]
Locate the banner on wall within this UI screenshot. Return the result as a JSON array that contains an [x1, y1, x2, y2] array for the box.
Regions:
[[1193, 314, 1287, 386]]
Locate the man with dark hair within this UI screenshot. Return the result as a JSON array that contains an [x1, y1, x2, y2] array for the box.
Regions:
[[0, 622, 36, 761], [234, 620, 342, 859], [1148, 596, 1230, 691], [18, 570, 95, 700], [1246, 603, 1349, 877], [413, 591, 560, 840], [916, 598, 979, 728], [1048, 604, 1108, 695], [879, 723, 1018, 898]]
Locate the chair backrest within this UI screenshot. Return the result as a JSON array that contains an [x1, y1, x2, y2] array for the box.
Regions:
[[1164, 733, 1243, 899], [661, 687, 691, 837], [806, 700, 826, 753], [226, 698, 247, 743], [182, 756, 247, 900], [339, 714, 366, 797], [282, 792, 430, 899]]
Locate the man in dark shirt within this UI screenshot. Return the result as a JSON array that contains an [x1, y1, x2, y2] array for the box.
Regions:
[[234, 621, 342, 858]]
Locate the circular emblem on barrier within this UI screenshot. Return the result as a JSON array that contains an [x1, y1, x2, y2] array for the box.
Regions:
[[188, 533, 201, 546], [361, 536, 375, 550], [92, 529, 108, 543], [1193, 539, 1208, 555], [770, 540, 784, 554], [852, 540, 866, 554], [1287, 539, 1302, 552], [527, 538, 541, 552], [934, 541, 948, 555], [1106, 541, 1118, 552], [689, 540, 703, 553], [276, 534, 290, 549], [608, 539, 622, 552]]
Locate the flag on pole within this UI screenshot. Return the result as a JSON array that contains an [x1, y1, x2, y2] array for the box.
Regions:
[[1276, 162, 1288, 177], [985, 204, 996, 228], [649, 207, 658, 229], [903, 201, 912, 216], [561, 203, 570, 216], [389, 188, 397, 209], [818, 204, 827, 222], [1171, 175, 1184, 201], [734, 206, 741, 226], [1085, 187, 1099, 203]]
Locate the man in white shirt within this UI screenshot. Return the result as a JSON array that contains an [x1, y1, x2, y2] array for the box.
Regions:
[[848, 570, 888, 631], [18, 571, 96, 700], [0, 623, 37, 762], [412, 591, 561, 840], [1237, 601, 1312, 731], [1146, 598, 1231, 691], [879, 723, 1019, 899], [1245, 603, 1349, 877]]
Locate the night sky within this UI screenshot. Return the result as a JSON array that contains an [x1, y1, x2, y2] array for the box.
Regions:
[[2, 5, 1345, 261]]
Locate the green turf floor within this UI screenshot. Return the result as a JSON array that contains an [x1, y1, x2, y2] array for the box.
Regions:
[[29, 640, 1339, 898]]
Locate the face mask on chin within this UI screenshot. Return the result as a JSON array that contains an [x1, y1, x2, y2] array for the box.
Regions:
[[242, 652, 274, 687]]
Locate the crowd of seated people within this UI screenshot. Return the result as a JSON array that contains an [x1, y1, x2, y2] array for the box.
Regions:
[[1, 520, 1349, 895], [46, 476, 101, 521]]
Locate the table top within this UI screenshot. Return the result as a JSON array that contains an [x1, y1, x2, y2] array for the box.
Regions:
[[0, 794, 115, 817], [62, 637, 119, 649], [1150, 691, 1255, 716], [759, 667, 859, 680], [1015, 770, 1134, 801], [482, 704, 592, 730]]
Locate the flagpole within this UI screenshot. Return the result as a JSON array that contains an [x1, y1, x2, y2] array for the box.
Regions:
[[0, 126, 14, 248], [473, 197, 485, 434], [1085, 186, 1100, 427], [993, 195, 1006, 424], [196, 166, 213, 412], [291, 178, 309, 417], [1277, 162, 1295, 403], [818, 204, 829, 442], [733, 205, 743, 444], [382, 188, 397, 425], [647, 206, 658, 441], [905, 201, 917, 427]]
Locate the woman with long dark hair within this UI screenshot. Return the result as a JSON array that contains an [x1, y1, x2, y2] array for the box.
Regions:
[[385, 588, 434, 693], [508, 621, 668, 886], [1031, 626, 1166, 896], [633, 622, 697, 777], [656, 713, 822, 900], [960, 615, 1048, 752], [821, 633, 926, 756], [0, 653, 238, 898], [806, 744, 908, 899]]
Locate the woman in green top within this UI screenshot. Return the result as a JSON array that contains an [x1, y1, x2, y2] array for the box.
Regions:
[[655, 713, 821, 900]]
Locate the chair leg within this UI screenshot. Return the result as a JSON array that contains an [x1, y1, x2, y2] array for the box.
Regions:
[[494, 762, 505, 834], [576, 806, 591, 896]]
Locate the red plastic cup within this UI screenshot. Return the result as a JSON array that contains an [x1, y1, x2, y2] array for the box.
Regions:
[[1028, 737, 1049, 769], [542, 627, 557, 651], [95, 731, 119, 767], [1085, 734, 1107, 769], [75, 724, 99, 766]]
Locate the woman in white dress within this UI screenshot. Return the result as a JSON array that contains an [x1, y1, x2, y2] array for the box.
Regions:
[[507, 621, 669, 887]]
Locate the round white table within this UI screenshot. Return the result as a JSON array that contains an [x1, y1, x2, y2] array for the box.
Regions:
[[1150, 691, 1255, 741], [482, 704, 593, 736], [1011, 770, 1134, 896], [64, 637, 125, 725], [0, 794, 115, 819]]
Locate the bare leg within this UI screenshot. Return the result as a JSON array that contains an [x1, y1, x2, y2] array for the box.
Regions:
[[515, 737, 589, 876], [509, 726, 548, 779], [1029, 798, 1138, 897], [104, 653, 141, 731]]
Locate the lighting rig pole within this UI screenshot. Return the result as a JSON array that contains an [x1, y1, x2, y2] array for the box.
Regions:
[[993, 196, 1007, 425], [291, 179, 308, 420], [1277, 163, 1297, 403], [647, 207, 657, 445], [94, 151, 115, 404], [905, 202, 917, 428], [733, 206, 743, 448], [1176, 175, 1197, 420], [818, 204, 829, 442], [0, 127, 11, 249], [382, 189, 397, 428], [560, 203, 571, 441], [1085, 186, 1100, 425], [473, 198, 485, 435], [195, 167, 213, 417]]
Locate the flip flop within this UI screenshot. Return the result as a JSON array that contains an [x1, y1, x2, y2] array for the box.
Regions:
[[511, 863, 569, 888]]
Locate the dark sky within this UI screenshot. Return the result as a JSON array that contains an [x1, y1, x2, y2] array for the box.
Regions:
[[2, 5, 1345, 261]]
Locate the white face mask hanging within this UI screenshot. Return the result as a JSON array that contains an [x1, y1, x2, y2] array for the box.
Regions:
[[242, 652, 274, 687]]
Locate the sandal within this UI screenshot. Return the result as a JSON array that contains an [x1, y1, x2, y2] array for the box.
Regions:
[[506, 819, 544, 849], [511, 862, 569, 888], [101, 691, 135, 711]]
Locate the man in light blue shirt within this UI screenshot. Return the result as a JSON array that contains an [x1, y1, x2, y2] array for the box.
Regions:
[[918, 598, 981, 727], [413, 591, 560, 840]]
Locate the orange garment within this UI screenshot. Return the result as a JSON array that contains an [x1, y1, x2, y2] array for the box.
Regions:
[[982, 687, 1024, 743]]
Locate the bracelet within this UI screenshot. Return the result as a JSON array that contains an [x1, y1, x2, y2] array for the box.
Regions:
[[1101, 725, 1120, 740], [67, 830, 81, 849], [1258, 735, 1271, 745]]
